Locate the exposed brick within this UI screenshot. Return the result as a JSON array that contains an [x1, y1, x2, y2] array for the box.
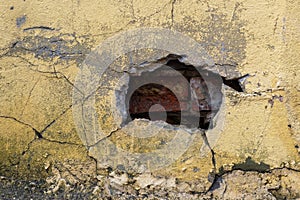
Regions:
[[129, 83, 190, 114], [129, 69, 189, 101], [128, 65, 213, 128]]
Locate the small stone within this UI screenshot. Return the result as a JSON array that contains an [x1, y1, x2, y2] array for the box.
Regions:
[[92, 186, 101, 195], [116, 164, 126, 171], [109, 172, 129, 185], [97, 175, 104, 180], [43, 153, 49, 158], [44, 161, 50, 170], [52, 179, 69, 193], [135, 173, 157, 188], [177, 182, 191, 193], [165, 178, 176, 188], [290, 160, 296, 166]]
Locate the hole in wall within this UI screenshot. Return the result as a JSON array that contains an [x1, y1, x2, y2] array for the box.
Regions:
[[121, 54, 246, 130]]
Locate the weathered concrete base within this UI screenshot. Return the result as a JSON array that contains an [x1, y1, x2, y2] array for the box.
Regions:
[[2, 167, 299, 199]]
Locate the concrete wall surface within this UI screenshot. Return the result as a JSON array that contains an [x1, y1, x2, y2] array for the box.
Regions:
[[0, 0, 299, 199]]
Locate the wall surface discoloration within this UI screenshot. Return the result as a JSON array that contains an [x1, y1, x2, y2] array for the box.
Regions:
[[0, 0, 299, 198]]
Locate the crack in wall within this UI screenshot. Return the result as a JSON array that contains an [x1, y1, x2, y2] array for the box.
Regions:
[[23, 26, 55, 31], [39, 104, 73, 136], [1, 103, 72, 140], [13, 136, 87, 182], [41, 137, 82, 146], [87, 128, 121, 149], [21, 137, 84, 157], [170, 0, 176, 27], [136, 1, 172, 23], [229, 2, 241, 23], [200, 131, 218, 194], [0, 116, 42, 138], [20, 78, 40, 118], [23, 65, 84, 95], [117, 0, 171, 25], [0, 34, 87, 97]]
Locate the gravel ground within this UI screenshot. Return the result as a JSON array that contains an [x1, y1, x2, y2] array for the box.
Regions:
[[0, 176, 95, 200], [0, 176, 205, 200]]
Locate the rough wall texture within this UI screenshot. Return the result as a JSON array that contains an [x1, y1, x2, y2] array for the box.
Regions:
[[0, 0, 299, 199]]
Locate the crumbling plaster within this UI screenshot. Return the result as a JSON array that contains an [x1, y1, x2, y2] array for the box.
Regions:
[[0, 0, 299, 198]]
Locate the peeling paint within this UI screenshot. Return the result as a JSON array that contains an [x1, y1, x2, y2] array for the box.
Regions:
[[5, 34, 89, 63], [0, 0, 300, 198]]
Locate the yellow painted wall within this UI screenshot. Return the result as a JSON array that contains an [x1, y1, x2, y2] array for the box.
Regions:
[[0, 0, 299, 197]]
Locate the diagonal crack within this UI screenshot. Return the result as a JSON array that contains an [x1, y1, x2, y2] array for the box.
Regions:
[[128, 1, 171, 23], [20, 78, 40, 118], [1, 104, 72, 139], [39, 104, 73, 135], [0, 115, 42, 138], [20, 137, 84, 166], [87, 128, 121, 149], [0, 53, 84, 96], [27, 68, 84, 95]]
